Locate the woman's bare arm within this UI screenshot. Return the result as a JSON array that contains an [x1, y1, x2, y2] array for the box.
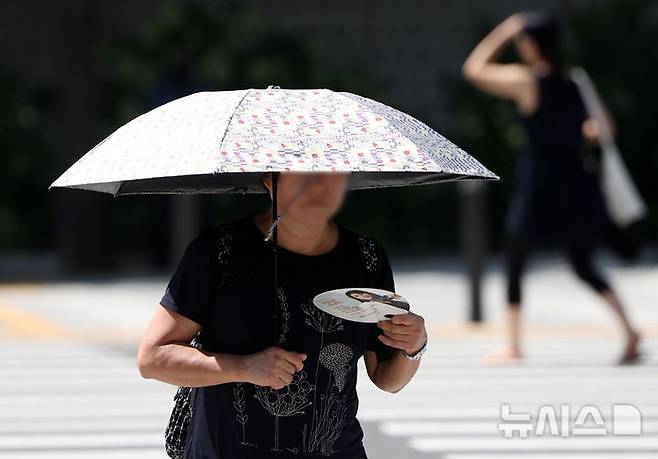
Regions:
[[137, 305, 306, 389], [462, 14, 536, 111], [363, 313, 426, 393], [364, 349, 421, 394]]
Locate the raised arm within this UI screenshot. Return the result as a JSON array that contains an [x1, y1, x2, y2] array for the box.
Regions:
[[462, 14, 535, 110]]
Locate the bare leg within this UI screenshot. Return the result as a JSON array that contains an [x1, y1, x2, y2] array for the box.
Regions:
[[484, 235, 528, 364], [600, 289, 641, 363], [507, 305, 522, 358], [484, 305, 523, 364], [567, 243, 641, 363]]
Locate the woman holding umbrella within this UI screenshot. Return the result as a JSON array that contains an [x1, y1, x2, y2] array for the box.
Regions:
[[137, 171, 428, 457], [462, 11, 640, 364]]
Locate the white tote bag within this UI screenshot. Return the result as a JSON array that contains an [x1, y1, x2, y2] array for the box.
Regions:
[[570, 67, 647, 227]]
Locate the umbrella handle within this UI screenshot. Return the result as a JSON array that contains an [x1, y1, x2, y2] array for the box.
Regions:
[[272, 172, 279, 344], [263, 215, 282, 242], [263, 174, 312, 242], [266, 171, 311, 344]]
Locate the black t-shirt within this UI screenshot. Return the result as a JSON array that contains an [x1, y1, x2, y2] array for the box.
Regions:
[[160, 213, 396, 458]]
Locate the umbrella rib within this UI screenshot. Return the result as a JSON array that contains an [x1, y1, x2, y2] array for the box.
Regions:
[[214, 88, 254, 177]]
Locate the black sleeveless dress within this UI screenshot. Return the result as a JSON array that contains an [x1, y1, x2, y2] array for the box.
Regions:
[[504, 72, 607, 247]]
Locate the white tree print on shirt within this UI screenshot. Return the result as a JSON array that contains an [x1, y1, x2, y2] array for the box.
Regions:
[[301, 303, 356, 455], [250, 287, 316, 453], [233, 383, 257, 447], [254, 371, 314, 452], [233, 288, 357, 455], [301, 301, 343, 403], [233, 286, 295, 451], [302, 301, 343, 335], [320, 343, 353, 392], [277, 287, 291, 345], [302, 391, 349, 455], [303, 342, 355, 455]]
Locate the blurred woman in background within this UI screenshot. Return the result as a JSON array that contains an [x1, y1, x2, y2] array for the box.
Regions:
[[462, 12, 640, 364]]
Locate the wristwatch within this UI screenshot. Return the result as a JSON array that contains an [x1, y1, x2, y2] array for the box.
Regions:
[[401, 340, 427, 360]]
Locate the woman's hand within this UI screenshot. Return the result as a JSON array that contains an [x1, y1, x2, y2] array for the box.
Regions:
[[462, 11, 534, 108], [241, 346, 307, 389], [377, 313, 427, 355], [500, 13, 526, 37]]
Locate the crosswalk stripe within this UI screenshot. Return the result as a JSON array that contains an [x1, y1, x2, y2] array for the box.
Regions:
[[2, 334, 656, 457], [0, 418, 166, 434], [355, 335, 657, 456], [380, 420, 658, 436], [0, 343, 170, 457], [0, 432, 163, 450], [443, 455, 658, 459], [410, 436, 658, 452], [0, 451, 166, 459]]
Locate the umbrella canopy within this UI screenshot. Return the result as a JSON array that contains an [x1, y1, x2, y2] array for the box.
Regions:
[[49, 87, 497, 195], [49, 86, 499, 343]]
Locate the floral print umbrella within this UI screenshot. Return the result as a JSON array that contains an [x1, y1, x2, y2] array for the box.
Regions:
[[49, 87, 497, 195], [48, 86, 498, 345]]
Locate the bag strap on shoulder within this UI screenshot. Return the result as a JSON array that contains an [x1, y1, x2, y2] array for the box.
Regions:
[[215, 222, 237, 289], [190, 222, 238, 348], [357, 233, 382, 288]]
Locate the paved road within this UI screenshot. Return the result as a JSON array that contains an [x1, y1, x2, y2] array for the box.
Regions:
[[2, 335, 657, 458], [0, 342, 172, 458], [0, 255, 656, 458], [359, 335, 658, 458]]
